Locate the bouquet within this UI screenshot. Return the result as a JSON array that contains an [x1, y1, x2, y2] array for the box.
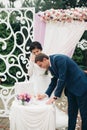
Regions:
[[17, 93, 31, 105]]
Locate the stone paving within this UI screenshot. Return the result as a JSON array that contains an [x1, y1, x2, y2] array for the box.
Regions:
[[0, 117, 9, 130]]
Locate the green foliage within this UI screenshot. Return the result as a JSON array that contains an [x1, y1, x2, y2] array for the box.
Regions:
[[72, 47, 83, 65], [0, 23, 11, 38], [72, 32, 87, 70], [0, 59, 6, 73], [0, 0, 87, 87], [0, 10, 32, 86], [22, 0, 87, 13], [78, 0, 87, 7], [80, 31, 87, 41], [0, 2, 5, 8], [9, 0, 16, 2], [41, 0, 64, 11]]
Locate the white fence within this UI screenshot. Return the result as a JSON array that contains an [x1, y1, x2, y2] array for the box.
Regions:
[[0, 8, 35, 117]]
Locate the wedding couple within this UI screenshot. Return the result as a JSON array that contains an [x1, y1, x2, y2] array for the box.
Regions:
[[28, 41, 68, 129], [28, 41, 87, 130]]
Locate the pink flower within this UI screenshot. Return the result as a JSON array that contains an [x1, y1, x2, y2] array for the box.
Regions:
[[17, 93, 31, 103], [38, 8, 87, 23]]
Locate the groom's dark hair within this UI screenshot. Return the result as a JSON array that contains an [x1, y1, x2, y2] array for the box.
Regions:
[[35, 53, 49, 63]]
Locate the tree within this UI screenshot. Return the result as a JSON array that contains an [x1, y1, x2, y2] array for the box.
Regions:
[[78, 0, 87, 7], [9, 0, 17, 8], [22, 0, 43, 13], [22, 0, 65, 13], [1, 0, 87, 70], [79, 31, 87, 68], [41, 0, 65, 11], [21, 0, 87, 12], [0, 2, 5, 8], [63, 0, 87, 8]]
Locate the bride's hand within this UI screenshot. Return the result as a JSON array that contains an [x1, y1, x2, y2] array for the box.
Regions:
[[46, 97, 55, 104], [37, 94, 47, 100], [30, 54, 35, 62]]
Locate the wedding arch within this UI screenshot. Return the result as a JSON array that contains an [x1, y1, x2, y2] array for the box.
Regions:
[[34, 8, 87, 57], [34, 9, 87, 128]]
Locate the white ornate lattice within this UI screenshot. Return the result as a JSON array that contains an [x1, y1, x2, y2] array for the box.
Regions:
[[77, 39, 87, 50], [0, 8, 35, 117]]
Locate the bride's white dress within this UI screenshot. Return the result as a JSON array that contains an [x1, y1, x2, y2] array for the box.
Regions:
[[27, 61, 68, 129]]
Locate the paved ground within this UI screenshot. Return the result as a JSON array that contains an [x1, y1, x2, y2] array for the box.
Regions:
[[0, 117, 9, 130], [0, 112, 81, 130]]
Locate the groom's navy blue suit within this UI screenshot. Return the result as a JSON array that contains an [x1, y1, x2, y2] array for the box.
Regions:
[[45, 54, 87, 130]]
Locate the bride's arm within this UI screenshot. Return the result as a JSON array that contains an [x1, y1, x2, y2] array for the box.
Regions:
[[27, 54, 35, 76]]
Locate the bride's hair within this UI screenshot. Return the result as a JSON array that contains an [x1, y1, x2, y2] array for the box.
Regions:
[[29, 41, 42, 52]]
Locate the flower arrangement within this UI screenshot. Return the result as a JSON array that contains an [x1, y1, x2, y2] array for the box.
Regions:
[[17, 93, 31, 105], [38, 8, 87, 23]]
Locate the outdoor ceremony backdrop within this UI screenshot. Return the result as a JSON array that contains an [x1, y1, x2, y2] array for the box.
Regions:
[[34, 8, 87, 67], [0, 0, 87, 117]]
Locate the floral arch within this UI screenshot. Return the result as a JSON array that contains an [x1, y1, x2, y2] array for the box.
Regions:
[[34, 8, 87, 57], [33, 9, 87, 128]]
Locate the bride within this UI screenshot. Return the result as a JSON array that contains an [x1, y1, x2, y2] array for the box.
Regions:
[[28, 41, 68, 129]]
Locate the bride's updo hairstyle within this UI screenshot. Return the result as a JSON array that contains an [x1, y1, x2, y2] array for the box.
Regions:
[[29, 41, 42, 52]]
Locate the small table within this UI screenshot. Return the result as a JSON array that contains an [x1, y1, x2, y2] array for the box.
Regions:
[[9, 99, 56, 130]]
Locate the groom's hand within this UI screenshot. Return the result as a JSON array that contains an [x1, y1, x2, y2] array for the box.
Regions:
[[46, 97, 58, 104], [37, 94, 47, 100]]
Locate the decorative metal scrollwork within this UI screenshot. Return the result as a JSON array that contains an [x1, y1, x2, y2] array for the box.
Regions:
[[0, 8, 35, 117]]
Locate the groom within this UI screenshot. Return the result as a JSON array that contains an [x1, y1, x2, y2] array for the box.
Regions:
[[35, 53, 87, 130]]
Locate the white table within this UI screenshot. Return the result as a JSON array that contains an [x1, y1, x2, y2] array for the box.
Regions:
[[9, 99, 56, 130]]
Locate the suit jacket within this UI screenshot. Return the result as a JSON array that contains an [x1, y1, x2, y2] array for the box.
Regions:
[[45, 54, 87, 97]]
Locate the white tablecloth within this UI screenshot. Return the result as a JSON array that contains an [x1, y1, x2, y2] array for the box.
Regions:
[[9, 99, 56, 130]]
